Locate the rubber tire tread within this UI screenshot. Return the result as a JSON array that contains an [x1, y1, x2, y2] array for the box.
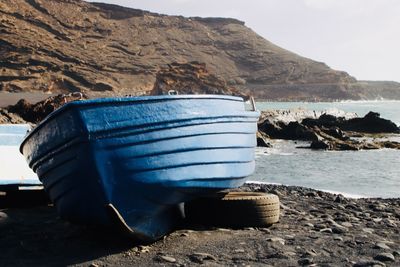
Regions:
[[185, 192, 280, 227]]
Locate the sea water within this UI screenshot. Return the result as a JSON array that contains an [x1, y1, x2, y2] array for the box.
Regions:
[[0, 125, 40, 186], [250, 101, 400, 198]]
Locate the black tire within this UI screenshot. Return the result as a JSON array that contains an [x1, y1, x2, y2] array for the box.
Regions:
[[0, 211, 10, 229], [185, 192, 280, 227]]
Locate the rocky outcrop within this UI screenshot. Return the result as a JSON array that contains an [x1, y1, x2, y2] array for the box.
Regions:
[[4, 93, 86, 124], [149, 62, 247, 99], [302, 112, 400, 134], [256, 131, 272, 147], [258, 110, 400, 150], [342, 112, 400, 133], [1, 0, 392, 101], [0, 108, 26, 124]]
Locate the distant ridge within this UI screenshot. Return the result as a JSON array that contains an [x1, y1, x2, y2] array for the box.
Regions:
[[0, 0, 399, 100]]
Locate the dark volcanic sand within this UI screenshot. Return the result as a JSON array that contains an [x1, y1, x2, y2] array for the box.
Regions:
[[0, 184, 399, 266]]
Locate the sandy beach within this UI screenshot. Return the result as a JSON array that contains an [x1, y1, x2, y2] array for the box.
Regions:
[[1, 183, 399, 266]]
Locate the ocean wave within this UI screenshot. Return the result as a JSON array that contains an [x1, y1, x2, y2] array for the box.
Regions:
[[245, 181, 367, 199], [337, 99, 400, 103]]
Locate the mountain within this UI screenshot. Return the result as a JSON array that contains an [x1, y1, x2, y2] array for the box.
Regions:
[[0, 0, 399, 101]]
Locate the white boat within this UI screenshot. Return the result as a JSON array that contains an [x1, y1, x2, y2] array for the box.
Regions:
[[0, 124, 41, 189]]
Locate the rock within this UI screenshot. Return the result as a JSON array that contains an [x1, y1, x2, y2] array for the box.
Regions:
[[259, 228, 271, 234], [189, 252, 217, 263], [382, 218, 397, 227], [332, 226, 346, 234], [304, 112, 400, 134], [271, 189, 284, 197], [302, 113, 344, 128], [333, 236, 343, 241], [267, 237, 285, 245], [259, 110, 400, 151], [303, 250, 317, 257], [310, 139, 330, 150], [158, 255, 177, 263], [138, 245, 150, 253], [313, 223, 326, 230], [331, 141, 360, 151], [216, 228, 232, 232], [353, 260, 386, 267], [362, 228, 374, 234], [305, 191, 318, 197], [7, 93, 87, 124], [284, 121, 319, 141], [342, 112, 400, 134], [258, 119, 320, 141], [298, 257, 313, 265], [373, 253, 395, 262], [0, 108, 27, 124], [320, 228, 333, 234], [341, 222, 353, 228], [350, 216, 361, 222], [258, 118, 284, 138], [325, 218, 346, 228], [334, 194, 347, 203], [379, 141, 400, 149], [323, 126, 349, 140], [257, 131, 272, 147], [374, 243, 391, 250]]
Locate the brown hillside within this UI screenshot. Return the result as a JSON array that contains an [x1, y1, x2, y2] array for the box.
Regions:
[[0, 0, 398, 100]]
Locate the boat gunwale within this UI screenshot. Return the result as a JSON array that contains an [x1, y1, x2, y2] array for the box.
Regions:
[[20, 95, 250, 153]]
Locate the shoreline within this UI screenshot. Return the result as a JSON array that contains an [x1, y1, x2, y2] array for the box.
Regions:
[[246, 181, 370, 199], [1, 183, 399, 266], [257, 99, 400, 103]]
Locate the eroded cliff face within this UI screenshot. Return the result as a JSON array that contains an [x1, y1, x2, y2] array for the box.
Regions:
[[0, 0, 397, 100], [150, 62, 248, 99]]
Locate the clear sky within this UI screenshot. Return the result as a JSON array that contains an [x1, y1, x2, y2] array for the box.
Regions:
[[87, 0, 400, 82]]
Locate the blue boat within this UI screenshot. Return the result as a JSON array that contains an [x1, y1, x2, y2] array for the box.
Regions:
[[20, 95, 260, 241]]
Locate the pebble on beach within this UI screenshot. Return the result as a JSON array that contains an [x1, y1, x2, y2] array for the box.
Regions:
[[0, 183, 399, 266]]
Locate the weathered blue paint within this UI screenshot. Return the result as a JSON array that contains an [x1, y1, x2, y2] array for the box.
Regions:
[[20, 95, 260, 241]]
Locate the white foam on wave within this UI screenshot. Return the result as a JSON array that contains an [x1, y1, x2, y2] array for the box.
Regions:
[[317, 189, 368, 199], [337, 99, 400, 103], [245, 181, 368, 199]]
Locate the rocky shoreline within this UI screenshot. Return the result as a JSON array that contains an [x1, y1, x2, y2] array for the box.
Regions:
[[0, 183, 399, 266], [0, 93, 86, 124], [257, 109, 400, 151]]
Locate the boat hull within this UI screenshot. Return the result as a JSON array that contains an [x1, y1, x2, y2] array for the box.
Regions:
[[20, 95, 260, 241]]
